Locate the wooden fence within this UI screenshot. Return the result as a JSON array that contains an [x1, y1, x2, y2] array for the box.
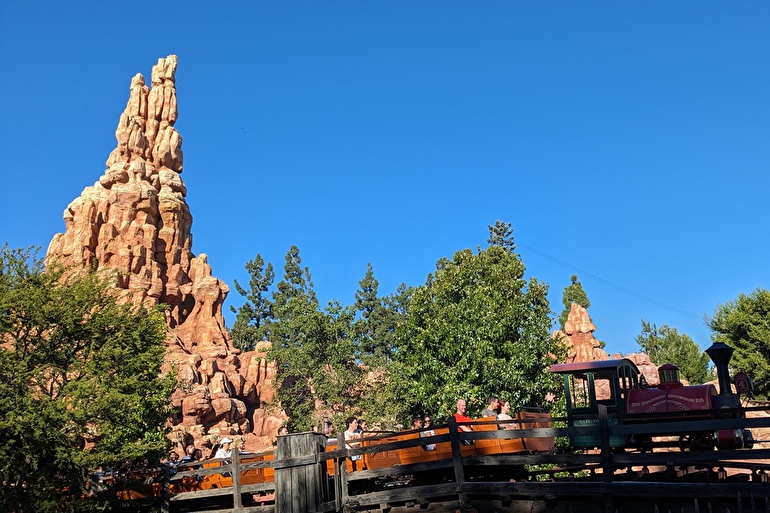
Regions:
[[146, 409, 770, 513]]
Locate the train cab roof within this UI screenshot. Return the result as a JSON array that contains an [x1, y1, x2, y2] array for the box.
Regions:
[[549, 358, 640, 378]]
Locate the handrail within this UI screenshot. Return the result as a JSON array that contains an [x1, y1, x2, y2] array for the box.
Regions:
[[105, 409, 770, 512]]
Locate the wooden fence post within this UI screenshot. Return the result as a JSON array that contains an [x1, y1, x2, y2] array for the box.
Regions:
[[161, 464, 171, 513], [447, 416, 466, 503], [232, 452, 242, 511], [275, 432, 327, 513]]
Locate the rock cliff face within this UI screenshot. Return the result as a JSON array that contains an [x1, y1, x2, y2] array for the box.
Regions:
[[47, 55, 284, 453], [554, 303, 661, 385]]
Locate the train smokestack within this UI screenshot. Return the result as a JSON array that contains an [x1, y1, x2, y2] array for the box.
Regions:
[[706, 342, 741, 413], [706, 342, 734, 396]]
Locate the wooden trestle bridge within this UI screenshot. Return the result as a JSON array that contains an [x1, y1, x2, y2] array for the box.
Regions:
[[109, 409, 770, 513]]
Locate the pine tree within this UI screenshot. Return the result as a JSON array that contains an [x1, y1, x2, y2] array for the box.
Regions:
[[229, 253, 275, 351], [559, 275, 591, 330], [487, 219, 516, 252]]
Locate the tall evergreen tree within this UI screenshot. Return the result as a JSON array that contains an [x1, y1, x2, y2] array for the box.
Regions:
[[265, 246, 363, 431], [267, 246, 321, 429], [229, 253, 274, 351], [353, 263, 402, 364], [354, 263, 381, 359], [352, 266, 413, 427], [559, 275, 591, 330], [487, 219, 516, 252]]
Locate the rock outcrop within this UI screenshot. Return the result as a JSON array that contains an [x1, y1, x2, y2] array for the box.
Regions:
[[553, 303, 661, 385], [47, 55, 285, 453], [553, 303, 609, 363]]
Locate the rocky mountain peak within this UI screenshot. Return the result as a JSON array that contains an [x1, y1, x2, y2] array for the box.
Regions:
[[47, 55, 284, 453]]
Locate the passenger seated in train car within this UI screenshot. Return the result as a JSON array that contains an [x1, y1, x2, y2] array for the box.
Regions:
[[214, 438, 233, 459], [272, 425, 289, 446], [421, 415, 436, 450], [496, 399, 517, 429], [165, 450, 180, 476], [204, 441, 219, 460], [167, 450, 180, 467], [179, 444, 194, 462], [482, 396, 500, 417], [344, 417, 362, 469], [325, 422, 336, 442], [179, 446, 203, 469], [454, 399, 474, 445]]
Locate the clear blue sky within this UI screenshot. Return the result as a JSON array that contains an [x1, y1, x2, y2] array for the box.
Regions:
[[1, 2, 768, 356]]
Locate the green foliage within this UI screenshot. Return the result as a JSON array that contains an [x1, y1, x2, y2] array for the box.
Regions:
[[265, 246, 364, 432], [558, 275, 591, 331], [354, 273, 413, 429], [391, 244, 564, 423], [635, 320, 713, 384], [708, 288, 770, 398], [353, 264, 406, 365], [229, 253, 275, 351], [0, 246, 175, 512], [487, 219, 516, 252]]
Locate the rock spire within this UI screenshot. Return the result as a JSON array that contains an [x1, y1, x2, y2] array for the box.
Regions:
[[47, 55, 284, 452]]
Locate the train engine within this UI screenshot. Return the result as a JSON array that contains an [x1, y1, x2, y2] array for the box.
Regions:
[[549, 342, 754, 451]]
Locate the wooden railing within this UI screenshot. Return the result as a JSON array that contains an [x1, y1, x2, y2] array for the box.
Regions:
[[110, 410, 770, 513]]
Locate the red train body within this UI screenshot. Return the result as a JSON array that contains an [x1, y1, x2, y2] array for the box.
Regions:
[[549, 342, 754, 451]]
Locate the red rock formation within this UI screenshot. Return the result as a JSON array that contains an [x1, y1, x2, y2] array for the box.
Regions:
[[553, 303, 609, 363], [553, 303, 661, 386], [46, 55, 285, 453]]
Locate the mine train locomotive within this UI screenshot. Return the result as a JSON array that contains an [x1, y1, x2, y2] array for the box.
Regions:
[[549, 341, 755, 451]]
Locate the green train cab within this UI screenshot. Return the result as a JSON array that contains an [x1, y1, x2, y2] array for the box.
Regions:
[[549, 359, 641, 449]]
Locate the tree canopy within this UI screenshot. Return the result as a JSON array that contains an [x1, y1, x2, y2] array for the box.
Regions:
[[636, 320, 712, 384], [558, 275, 591, 331], [708, 288, 770, 398], [229, 253, 275, 351], [390, 243, 563, 421], [487, 219, 516, 252], [0, 246, 175, 512]]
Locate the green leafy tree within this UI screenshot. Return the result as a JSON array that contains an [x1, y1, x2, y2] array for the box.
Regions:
[[230, 253, 275, 351], [391, 242, 563, 423], [708, 288, 770, 398], [636, 320, 712, 384], [0, 247, 175, 513], [558, 275, 591, 331], [314, 301, 363, 416]]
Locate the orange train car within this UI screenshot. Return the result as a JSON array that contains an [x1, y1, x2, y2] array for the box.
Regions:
[[111, 411, 554, 505], [360, 411, 553, 471]]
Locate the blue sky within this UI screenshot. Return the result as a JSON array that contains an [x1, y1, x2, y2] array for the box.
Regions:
[[1, 2, 768, 356]]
